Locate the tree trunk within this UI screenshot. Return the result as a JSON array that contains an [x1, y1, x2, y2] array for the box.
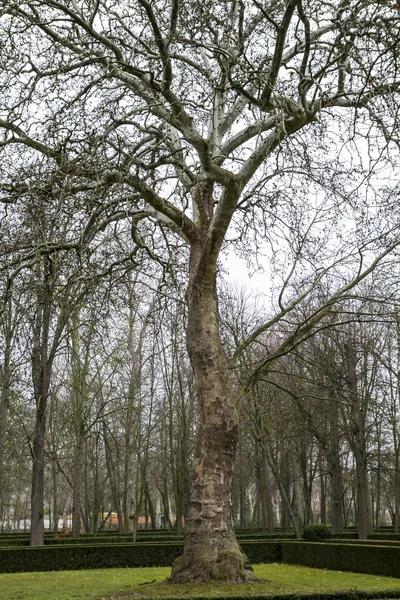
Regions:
[[346, 342, 372, 539], [330, 455, 343, 533], [0, 370, 10, 513], [395, 450, 400, 534], [170, 262, 256, 583], [320, 470, 326, 525], [261, 450, 274, 533], [328, 395, 343, 534], [144, 480, 156, 530], [30, 388, 48, 545], [71, 434, 83, 537], [0, 302, 12, 509], [161, 483, 171, 529], [52, 459, 58, 534]]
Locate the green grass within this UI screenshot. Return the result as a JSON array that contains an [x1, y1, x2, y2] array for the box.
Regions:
[[1, 564, 400, 600]]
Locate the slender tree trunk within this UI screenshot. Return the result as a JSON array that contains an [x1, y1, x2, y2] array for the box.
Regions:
[[375, 432, 381, 529], [170, 259, 256, 583], [30, 385, 48, 545], [31, 308, 51, 546], [320, 474, 326, 524], [346, 342, 372, 539], [271, 448, 300, 537], [330, 456, 343, 533], [395, 451, 400, 534], [0, 369, 10, 513], [72, 434, 83, 537], [52, 460, 58, 534], [161, 483, 171, 529], [239, 477, 247, 529], [329, 394, 343, 534], [0, 301, 12, 510], [30, 258, 55, 546], [144, 480, 156, 530], [265, 460, 275, 534]]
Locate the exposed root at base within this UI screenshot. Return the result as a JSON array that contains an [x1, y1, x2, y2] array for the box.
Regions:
[[169, 546, 258, 584]]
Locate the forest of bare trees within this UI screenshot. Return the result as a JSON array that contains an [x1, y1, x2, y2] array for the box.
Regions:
[[1, 0, 400, 584]]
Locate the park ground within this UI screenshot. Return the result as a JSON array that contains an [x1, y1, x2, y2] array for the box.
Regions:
[[1, 564, 400, 600]]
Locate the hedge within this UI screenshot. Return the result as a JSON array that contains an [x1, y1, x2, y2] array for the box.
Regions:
[[281, 541, 400, 578], [303, 524, 332, 542], [0, 531, 295, 548], [3, 537, 400, 578], [0, 542, 185, 573], [0, 540, 281, 574], [326, 539, 400, 547]]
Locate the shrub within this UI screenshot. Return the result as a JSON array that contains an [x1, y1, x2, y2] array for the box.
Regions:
[[0, 542, 185, 573], [0, 531, 295, 548], [281, 541, 400, 578], [303, 524, 332, 542], [240, 541, 281, 564], [0, 540, 281, 573]]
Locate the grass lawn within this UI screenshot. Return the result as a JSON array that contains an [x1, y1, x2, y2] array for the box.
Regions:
[[1, 564, 400, 600]]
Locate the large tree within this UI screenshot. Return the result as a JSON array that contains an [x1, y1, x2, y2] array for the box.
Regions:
[[1, 0, 400, 582]]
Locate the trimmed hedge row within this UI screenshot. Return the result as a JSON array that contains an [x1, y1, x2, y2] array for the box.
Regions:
[[0, 531, 296, 548], [281, 541, 400, 578], [0, 542, 184, 573], [0, 540, 282, 574], [326, 538, 400, 547], [2, 539, 400, 577]]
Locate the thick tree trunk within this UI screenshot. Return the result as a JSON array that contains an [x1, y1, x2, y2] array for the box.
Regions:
[[170, 264, 256, 583]]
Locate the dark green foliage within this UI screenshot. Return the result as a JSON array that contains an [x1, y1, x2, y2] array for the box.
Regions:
[[303, 525, 332, 542], [0, 542, 185, 573], [239, 541, 281, 564], [0, 531, 295, 547], [2, 537, 400, 579], [0, 541, 281, 574], [326, 539, 400, 547], [237, 533, 296, 540], [369, 533, 400, 540], [281, 542, 400, 578]]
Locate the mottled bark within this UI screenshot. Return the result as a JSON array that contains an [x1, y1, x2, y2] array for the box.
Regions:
[[170, 247, 256, 583]]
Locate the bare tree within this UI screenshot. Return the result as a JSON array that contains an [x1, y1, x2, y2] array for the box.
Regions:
[[1, 0, 400, 582]]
